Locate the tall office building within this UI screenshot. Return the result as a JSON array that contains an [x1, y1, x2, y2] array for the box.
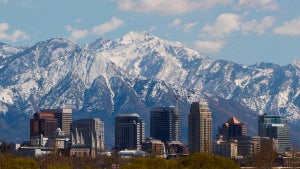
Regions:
[[150, 106, 182, 142], [188, 101, 212, 154], [218, 117, 247, 141], [40, 109, 72, 136], [30, 112, 58, 138], [70, 118, 105, 153], [115, 113, 145, 151], [258, 114, 291, 152]]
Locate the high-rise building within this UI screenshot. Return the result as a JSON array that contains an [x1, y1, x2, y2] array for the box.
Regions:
[[40, 109, 72, 136], [188, 101, 212, 154], [258, 114, 291, 152], [70, 118, 105, 153], [115, 113, 145, 151], [30, 112, 58, 138], [218, 117, 247, 141], [150, 106, 182, 142]]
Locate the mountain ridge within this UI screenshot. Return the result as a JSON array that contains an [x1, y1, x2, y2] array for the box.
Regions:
[[0, 32, 299, 147]]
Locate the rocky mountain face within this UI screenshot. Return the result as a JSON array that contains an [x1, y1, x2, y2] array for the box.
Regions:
[[0, 32, 300, 147]]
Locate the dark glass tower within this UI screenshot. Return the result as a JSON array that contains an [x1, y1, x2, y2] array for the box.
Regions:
[[150, 106, 182, 143], [218, 117, 247, 141], [258, 114, 291, 152], [115, 113, 145, 151]]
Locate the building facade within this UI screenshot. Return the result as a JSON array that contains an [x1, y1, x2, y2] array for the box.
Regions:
[[188, 101, 212, 154], [258, 114, 291, 152], [40, 109, 72, 136], [70, 118, 105, 153], [213, 139, 238, 159], [142, 137, 166, 158], [150, 106, 182, 142], [218, 117, 247, 141], [115, 113, 145, 151], [30, 112, 58, 138]]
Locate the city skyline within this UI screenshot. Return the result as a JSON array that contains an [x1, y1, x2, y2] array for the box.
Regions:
[[0, 0, 299, 65]]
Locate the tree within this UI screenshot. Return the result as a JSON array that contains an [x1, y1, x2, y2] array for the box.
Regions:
[[179, 153, 240, 169], [0, 158, 39, 169]]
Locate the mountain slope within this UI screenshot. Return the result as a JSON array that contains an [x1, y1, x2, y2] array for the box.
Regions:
[[0, 32, 299, 147], [88, 32, 300, 123]]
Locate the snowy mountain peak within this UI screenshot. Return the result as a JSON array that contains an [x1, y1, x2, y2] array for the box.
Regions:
[[119, 31, 155, 44], [35, 37, 78, 50], [0, 42, 25, 59], [85, 37, 113, 51], [292, 59, 300, 68]]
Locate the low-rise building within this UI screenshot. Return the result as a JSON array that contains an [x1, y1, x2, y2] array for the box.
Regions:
[[142, 137, 166, 158]]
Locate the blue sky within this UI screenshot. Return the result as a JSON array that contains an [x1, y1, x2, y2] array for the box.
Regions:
[[0, 0, 300, 65]]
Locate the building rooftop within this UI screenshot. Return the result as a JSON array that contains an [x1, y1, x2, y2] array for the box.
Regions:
[[117, 113, 140, 117], [226, 117, 241, 124]]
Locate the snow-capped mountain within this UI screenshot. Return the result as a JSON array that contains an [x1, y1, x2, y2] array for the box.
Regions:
[[0, 32, 300, 146], [88, 32, 300, 122]]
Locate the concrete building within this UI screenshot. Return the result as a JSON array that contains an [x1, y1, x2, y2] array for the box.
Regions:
[[48, 128, 69, 149], [117, 149, 146, 158], [188, 101, 212, 154], [213, 137, 238, 159], [142, 137, 166, 158], [69, 147, 97, 158], [18, 147, 52, 157], [165, 141, 189, 157], [70, 118, 105, 153], [258, 114, 291, 152], [40, 109, 72, 136], [115, 113, 145, 151]]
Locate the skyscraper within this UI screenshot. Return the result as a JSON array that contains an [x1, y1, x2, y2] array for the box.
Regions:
[[150, 106, 182, 142], [115, 113, 145, 151], [218, 117, 247, 141], [70, 118, 105, 153], [30, 112, 58, 138], [258, 114, 291, 152], [40, 109, 72, 136], [188, 101, 212, 154]]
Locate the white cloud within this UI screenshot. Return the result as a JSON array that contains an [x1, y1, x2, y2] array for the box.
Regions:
[[194, 40, 226, 53], [242, 16, 275, 35], [202, 13, 241, 38], [92, 17, 124, 36], [0, 22, 29, 42], [236, 0, 278, 11], [273, 16, 300, 36], [65, 25, 88, 41], [201, 14, 275, 37], [183, 22, 198, 32], [169, 19, 181, 27], [114, 0, 230, 15]]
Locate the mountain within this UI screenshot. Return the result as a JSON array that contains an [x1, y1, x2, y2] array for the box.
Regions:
[[0, 32, 299, 148]]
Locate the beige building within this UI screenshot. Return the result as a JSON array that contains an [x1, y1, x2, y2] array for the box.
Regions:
[[142, 137, 166, 158], [188, 101, 212, 154], [213, 138, 238, 158]]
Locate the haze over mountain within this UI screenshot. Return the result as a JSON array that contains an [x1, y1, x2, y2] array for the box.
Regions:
[[0, 32, 299, 147]]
